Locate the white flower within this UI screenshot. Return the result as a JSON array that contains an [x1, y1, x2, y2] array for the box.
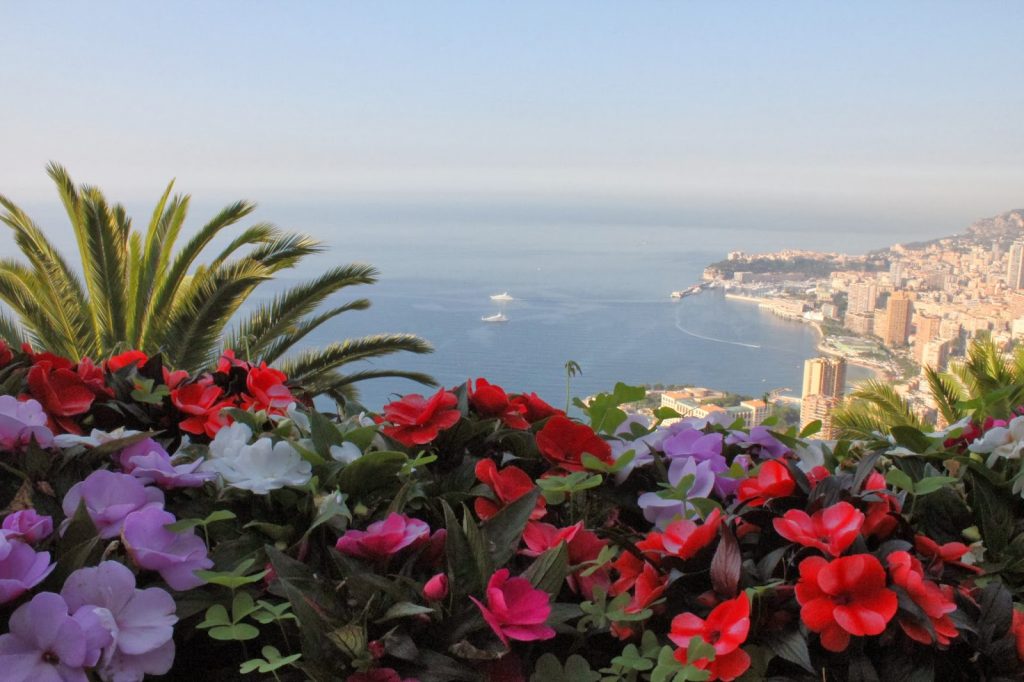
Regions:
[[201, 424, 312, 494], [968, 415, 1024, 466], [54, 427, 140, 449], [329, 442, 362, 464], [285, 404, 311, 432], [792, 440, 828, 472]]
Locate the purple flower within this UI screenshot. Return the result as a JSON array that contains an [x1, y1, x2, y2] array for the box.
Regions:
[[0, 591, 112, 682], [662, 429, 726, 472], [639, 458, 717, 528], [726, 426, 789, 460], [62, 470, 165, 539], [122, 507, 212, 591], [0, 541, 54, 604], [0, 396, 53, 451], [117, 439, 215, 489], [2, 509, 53, 544], [62, 561, 177, 681]]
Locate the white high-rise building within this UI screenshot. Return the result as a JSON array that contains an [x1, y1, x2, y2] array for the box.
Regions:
[[1007, 239, 1024, 290]]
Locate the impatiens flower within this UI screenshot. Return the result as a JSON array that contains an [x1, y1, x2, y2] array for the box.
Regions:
[[669, 592, 751, 681], [795, 554, 897, 652], [106, 350, 149, 372], [329, 442, 363, 464], [423, 573, 449, 601], [639, 457, 716, 528], [62, 561, 177, 681], [969, 415, 1024, 465], [2, 509, 53, 544], [335, 513, 430, 561], [62, 470, 165, 539], [0, 339, 11, 367], [521, 521, 609, 598], [381, 389, 461, 447], [469, 378, 529, 429], [200, 423, 311, 494], [536, 415, 613, 472], [886, 551, 958, 646], [26, 359, 97, 434], [474, 459, 546, 521], [661, 429, 726, 472], [737, 460, 795, 507], [242, 363, 294, 414], [914, 535, 981, 575], [773, 501, 865, 557], [122, 507, 212, 590], [117, 438, 215, 489], [470, 568, 555, 646], [638, 508, 723, 561], [171, 382, 232, 438], [0, 396, 54, 450], [508, 392, 563, 423], [725, 426, 789, 460], [0, 541, 54, 604], [0, 591, 113, 682], [1013, 609, 1024, 662]]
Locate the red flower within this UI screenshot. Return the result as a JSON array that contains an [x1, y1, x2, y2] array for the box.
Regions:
[[106, 350, 149, 372], [216, 349, 252, 373], [1013, 609, 1024, 662], [773, 501, 865, 557], [638, 508, 723, 561], [422, 573, 449, 601], [737, 461, 795, 507], [468, 378, 529, 429], [171, 382, 232, 438], [795, 554, 897, 652], [914, 535, 981, 575], [669, 592, 751, 681], [469, 569, 555, 646], [381, 388, 460, 447], [335, 513, 430, 561], [508, 392, 564, 423], [242, 363, 294, 414], [611, 560, 669, 640], [22, 345, 73, 370], [521, 521, 609, 598], [536, 415, 612, 472], [474, 459, 546, 521], [75, 358, 113, 399], [0, 340, 12, 368], [805, 466, 832, 487], [861, 481, 901, 541], [887, 551, 958, 646], [162, 367, 190, 390], [26, 360, 96, 433]]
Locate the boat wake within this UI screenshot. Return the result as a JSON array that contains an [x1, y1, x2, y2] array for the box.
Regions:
[[674, 320, 761, 349]]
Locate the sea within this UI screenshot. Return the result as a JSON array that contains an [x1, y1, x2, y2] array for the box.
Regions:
[[4, 197, 939, 410]]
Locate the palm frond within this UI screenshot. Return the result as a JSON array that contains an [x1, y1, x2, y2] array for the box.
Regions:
[[255, 300, 371, 365], [209, 223, 279, 271], [79, 190, 130, 351], [225, 263, 378, 358], [247, 233, 323, 272], [0, 262, 71, 355], [924, 366, 966, 425], [0, 308, 25, 346], [280, 334, 433, 384]]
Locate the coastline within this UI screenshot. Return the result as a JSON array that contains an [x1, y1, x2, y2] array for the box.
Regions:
[[723, 292, 886, 380]]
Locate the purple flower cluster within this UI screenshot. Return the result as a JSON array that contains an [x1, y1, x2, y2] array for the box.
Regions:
[[0, 396, 53, 450], [116, 437, 215, 489], [0, 562, 177, 682]]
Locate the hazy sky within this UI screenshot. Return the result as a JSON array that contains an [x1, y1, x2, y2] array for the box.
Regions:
[[2, 2, 1022, 230]]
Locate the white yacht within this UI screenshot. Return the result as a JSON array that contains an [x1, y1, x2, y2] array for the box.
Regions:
[[490, 292, 514, 302], [482, 312, 508, 323]]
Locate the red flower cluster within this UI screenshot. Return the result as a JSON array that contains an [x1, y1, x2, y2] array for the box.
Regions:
[[0, 340, 13, 368], [24, 349, 112, 434], [887, 550, 958, 646], [469, 378, 529, 429], [521, 521, 609, 598], [773, 501, 864, 557], [737, 460, 794, 506], [637, 509, 723, 561], [381, 388, 461, 447], [536, 415, 612, 472]]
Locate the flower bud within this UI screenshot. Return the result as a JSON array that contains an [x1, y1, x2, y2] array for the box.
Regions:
[[422, 573, 449, 601]]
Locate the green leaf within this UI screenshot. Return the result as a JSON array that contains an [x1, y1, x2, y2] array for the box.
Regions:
[[482, 489, 540, 568], [531, 653, 601, 681], [523, 542, 570, 596], [912, 475, 958, 496], [209, 623, 260, 641], [442, 501, 483, 596], [196, 604, 231, 629], [761, 627, 814, 673], [889, 425, 934, 454], [232, 591, 258, 622], [336, 451, 407, 498], [54, 501, 103, 581], [376, 602, 435, 623], [885, 468, 914, 494], [798, 419, 822, 438], [309, 409, 345, 455]]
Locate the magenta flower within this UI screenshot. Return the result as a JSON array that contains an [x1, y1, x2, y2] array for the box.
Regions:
[[423, 573, 450, 601], [0, 541, 54, 604], [0, 396, 53, 450], [2, 509, 53, 544], [0, 591, 112, 682], [469, 568, 556, 646], [62, 470, 165, 539], [121, 507, 212, 591], [335, 513, 430, 562], [62, 561, 177, 681]]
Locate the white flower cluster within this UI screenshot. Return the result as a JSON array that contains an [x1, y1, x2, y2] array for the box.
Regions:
[[200, 423, 312, 494]]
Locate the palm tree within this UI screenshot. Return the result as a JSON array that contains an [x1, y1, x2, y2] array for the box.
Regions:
[[0, 164, 434, 404], [834, 337, 1024, 439]]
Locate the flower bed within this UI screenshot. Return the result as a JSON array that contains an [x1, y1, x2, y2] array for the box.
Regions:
[[0, 342, 1022, 680]]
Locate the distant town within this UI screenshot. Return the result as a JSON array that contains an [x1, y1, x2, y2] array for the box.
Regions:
[[640, 209, 1024, 439]]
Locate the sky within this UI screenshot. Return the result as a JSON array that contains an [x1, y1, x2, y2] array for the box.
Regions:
[[2, 2, 1023, 236]]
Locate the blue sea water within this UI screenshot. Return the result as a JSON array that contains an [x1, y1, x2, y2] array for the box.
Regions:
[[260, 200, 881, 409]]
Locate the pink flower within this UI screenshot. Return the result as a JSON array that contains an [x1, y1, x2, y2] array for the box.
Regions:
[[2, 510, 53, 544], [0, 542, 54, 605], [470, 569, 555, 646], [335, 513, 430, 561], [423, 573, 449, 601], [121, 507, 213, 591]]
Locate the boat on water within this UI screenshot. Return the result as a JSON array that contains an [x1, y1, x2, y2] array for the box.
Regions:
[[490, 292, 514, 302], [482, 312, 508, 323], [670, 283, 707, 299]]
